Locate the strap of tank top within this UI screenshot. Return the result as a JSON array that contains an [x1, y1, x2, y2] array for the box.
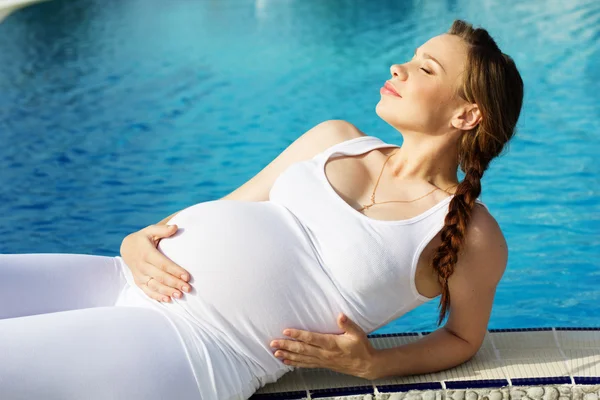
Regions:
[[321, 136, 491, 212], [321, 135, 387, 159]]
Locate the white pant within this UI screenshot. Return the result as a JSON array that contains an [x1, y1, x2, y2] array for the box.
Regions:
[[0, 253, 202, 400]]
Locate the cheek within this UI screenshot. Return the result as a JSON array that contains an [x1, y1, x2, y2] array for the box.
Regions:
[[409, 81, 441, 107], [414, 82, 455, 119], [433, 88, 459, 121]]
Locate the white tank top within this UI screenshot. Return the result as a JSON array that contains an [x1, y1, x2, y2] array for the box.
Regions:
[[118, 134, 488, 393], [269, 135, 487, 328]]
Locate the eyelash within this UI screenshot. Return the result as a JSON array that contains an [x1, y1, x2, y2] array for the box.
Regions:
[[411, 56, 432, 75]]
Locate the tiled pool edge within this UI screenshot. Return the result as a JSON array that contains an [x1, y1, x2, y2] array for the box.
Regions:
[[251, 384, 600, 400], [310, 384, 600, 400], [251, 327, 600, 399]]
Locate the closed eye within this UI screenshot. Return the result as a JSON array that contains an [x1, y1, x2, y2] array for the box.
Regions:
[[413, 53, 432, 75]]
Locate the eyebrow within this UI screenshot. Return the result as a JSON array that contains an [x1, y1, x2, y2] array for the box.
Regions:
[[414, 47, 446, 74]]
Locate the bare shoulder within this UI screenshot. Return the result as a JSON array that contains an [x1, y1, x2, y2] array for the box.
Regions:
[[452, 204, 508, 289], [219, 119, 365, 202], [464, 204, 508, 275], [310, 119, 366, 148]]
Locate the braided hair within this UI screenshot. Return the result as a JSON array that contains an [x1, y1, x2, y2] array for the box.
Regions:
[[433, 20, 524, 326]]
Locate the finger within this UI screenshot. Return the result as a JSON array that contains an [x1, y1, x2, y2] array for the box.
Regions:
[[272, 339, 322, 357], [281, 329, 335, 350], [131, 270, 186, 302], [337, 313, 365, 337], [142, 224, 179, 239], [274, 350, 321, 366], [138, 281, 172, 303], [146, 248, 192, 285], [143, 260, 192, 295], [141, 267, 189, 300], [146, 278, 175, 301], [281, 359, 319, 368]]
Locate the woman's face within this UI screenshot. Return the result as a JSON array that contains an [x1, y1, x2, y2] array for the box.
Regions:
[[376, 33, 469, 135]]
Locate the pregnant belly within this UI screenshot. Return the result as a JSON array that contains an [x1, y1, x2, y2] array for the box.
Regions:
[[157, 200, 348, 372]]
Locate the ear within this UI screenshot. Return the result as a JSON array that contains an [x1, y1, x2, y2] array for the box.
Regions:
[[451, 104, 482, 131]]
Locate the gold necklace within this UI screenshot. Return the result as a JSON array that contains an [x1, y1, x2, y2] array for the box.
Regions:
[[357, 150, 459, 212]]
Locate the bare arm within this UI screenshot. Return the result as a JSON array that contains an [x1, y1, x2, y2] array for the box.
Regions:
[[367, 326, 478, 379], [154, 120, 364, 226], [368, 205, 508, 379]]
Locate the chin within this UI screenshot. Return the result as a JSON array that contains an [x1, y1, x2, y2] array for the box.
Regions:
[[375, 99, 407, 131], [376, 98, 430, 135]]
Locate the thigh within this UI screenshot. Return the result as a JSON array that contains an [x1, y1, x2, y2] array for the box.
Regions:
[[0, 306, 201, 400], [0, 253, 127, 319]]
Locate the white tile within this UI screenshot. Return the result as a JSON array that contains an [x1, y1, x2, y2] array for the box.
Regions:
[[300, 368, 373, 390], [497, 349, 569, 378], [471, 348, 498, 362], [491, 331, 559, 349], [563, 350, 600, 377], [556, 331, 600, 350], [372, 370, 443, 387], [436, 359, 508, 381], [497, 348, 565, 360]]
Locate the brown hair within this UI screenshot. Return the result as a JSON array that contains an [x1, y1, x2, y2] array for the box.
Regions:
[[432, 20, 524, 326]]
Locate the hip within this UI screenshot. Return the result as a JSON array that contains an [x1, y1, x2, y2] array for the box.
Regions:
[[115, 256, 291, 396]]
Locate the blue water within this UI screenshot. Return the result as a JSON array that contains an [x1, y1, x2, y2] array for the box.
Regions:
[[0, 0, 598, 333]]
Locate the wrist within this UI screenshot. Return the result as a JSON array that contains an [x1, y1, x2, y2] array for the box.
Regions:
[[362, 347, 384, 381]]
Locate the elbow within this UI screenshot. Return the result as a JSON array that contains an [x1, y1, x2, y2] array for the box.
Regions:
[[462, 339, 484, 365], [452, 341, 480, 370], [464, 344, 480, 362], [444, 327, 482, 362]]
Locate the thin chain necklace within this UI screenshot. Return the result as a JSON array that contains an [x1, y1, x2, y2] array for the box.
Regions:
[[357, 150, 459, 213]]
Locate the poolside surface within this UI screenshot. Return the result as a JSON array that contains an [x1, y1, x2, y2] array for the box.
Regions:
[[251, 328, 600, 399]]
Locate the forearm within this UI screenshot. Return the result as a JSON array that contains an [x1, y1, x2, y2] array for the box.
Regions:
[[368, 327, 477, 380]]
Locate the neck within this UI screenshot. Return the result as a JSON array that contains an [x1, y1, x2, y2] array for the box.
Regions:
[[386, 133, 460, 191]]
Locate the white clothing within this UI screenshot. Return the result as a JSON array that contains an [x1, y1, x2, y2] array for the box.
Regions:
[[116, 135, 487, 398], [1, 135, 487, 399], [0, 254, 203, 400]]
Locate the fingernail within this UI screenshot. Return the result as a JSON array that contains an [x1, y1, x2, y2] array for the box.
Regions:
[[163, 297, 169, 302], [271, 341, 278, 347], [182, 286, 190, 293], [181, 274, 188, 281], [173, 292, 181, 299]]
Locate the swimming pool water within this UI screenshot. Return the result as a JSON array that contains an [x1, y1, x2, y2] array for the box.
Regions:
[[0, 0, 598, 333]]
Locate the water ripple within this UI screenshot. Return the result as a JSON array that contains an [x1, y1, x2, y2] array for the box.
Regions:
[[0, 0, 598, 331]]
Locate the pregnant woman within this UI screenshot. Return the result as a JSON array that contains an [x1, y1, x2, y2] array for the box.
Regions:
[[0, 20, 523, 400]]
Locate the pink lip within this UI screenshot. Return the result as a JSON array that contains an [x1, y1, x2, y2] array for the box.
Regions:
[[381, 81, 401, 97]]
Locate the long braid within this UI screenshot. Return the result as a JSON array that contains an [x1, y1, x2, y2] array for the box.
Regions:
[[433, 143, 486, 326], [432, 20, 524, 326]]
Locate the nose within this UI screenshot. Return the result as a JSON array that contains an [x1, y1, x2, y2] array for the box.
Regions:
[[390, 64, 408, 81]]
